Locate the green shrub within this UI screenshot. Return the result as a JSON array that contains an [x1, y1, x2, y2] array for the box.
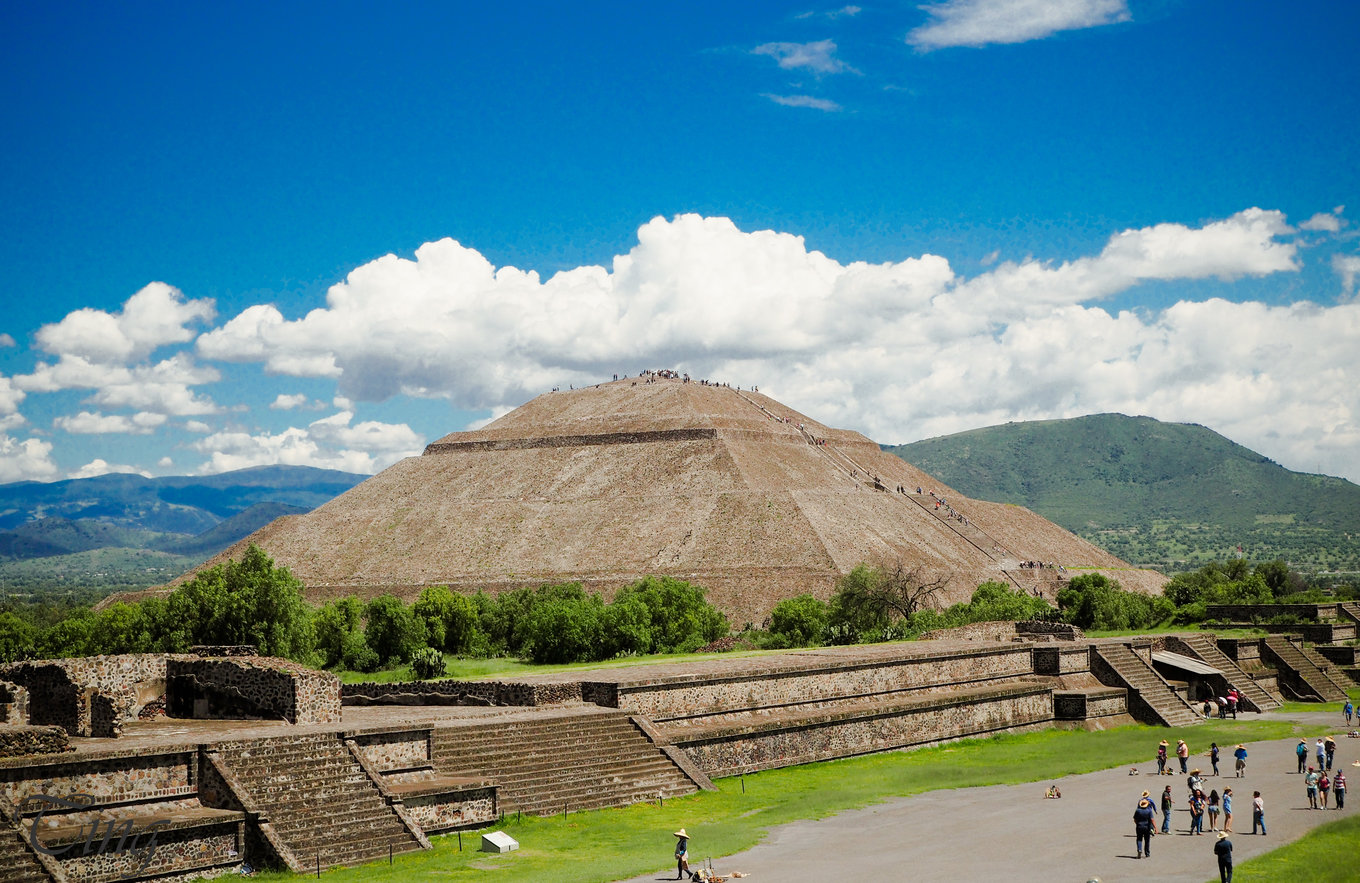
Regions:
[[364, 594, 429, 665], [768, 594, 829, 648]]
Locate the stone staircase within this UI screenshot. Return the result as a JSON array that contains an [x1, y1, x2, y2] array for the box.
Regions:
[[430, 707, 697, 815], [1093, 644, 1202, 727], [1339, 602, 1360, 627], [1176, 634, 1282, 711], [0, 825, 55, 883], [1261, 637, 1350, 702], [211, 732, 422, 871]]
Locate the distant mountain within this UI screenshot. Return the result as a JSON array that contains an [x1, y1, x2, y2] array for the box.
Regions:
[[0, 466, 367, 593], [885, 414, 1360, 573]]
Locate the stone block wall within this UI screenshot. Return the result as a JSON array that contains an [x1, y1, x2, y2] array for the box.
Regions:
[[400, 786, 496, 832], [166, 656, 341, 725], [44, 813, 244, 883], [351, 730, 432, 772], [676, 684, 1053, 777], [0, 655, 167, 736], [1204, 604, 1337, 622], [590, 645, 1040, 720], [0, 750, 196, 811], [0, 680, 27, 724], [0, 724, 69, 759], [1053, 689, 1127, 721], [342, 680, 580, 707]]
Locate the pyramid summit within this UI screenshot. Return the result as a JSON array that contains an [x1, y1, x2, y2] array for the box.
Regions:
[[194, 375, 1164, 622]]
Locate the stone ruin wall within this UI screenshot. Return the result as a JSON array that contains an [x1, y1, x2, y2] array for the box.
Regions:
[[342, 679, 580, 707], [677, 683, 1055, 777], [167, 656, 341, 725], [0, 654, 166, 737], [591, 645, 1040, 719]]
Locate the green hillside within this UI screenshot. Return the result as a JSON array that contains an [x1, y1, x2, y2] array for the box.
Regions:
[[885, 414, 1360, 573]]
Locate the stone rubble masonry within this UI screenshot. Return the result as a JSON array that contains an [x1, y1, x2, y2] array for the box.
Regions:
[[0, 749, 196, 811], [348, 729, 499, 832], [0, 655, 167, 737], [0, 724, 69, 759], [0, 680, 29, 724], [918, 620, 1085, 643], [584, 644, 1041, 720], [166, 656, 341, 725], [342, 679, 580, 707]]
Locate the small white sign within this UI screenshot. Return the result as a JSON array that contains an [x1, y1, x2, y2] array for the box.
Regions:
[[481, 831, 519, 853]]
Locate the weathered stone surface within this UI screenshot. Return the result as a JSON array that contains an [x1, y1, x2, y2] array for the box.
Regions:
[[158, 379, 1162, 623], [0, 724, 69, 758], [166, 656, 340, 725], [0, 655, 166, 736]]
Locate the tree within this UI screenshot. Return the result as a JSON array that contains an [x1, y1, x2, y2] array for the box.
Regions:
[[522, 594, 605, 664], [611, 576, 728, 653], [163, 544, 313, 659], [412, 585, 481, 653], [829, 562, 949, 629], [0, 612, 36, 663], [314, 596, 370, 669], [364, 594, 429, 665], [767, 594, 829, 648]]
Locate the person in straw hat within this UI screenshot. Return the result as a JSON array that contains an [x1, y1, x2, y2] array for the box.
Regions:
[[1213, 830, 1233, 882], [673, 828, 690, 880], [1157, 739, 1169, 774]]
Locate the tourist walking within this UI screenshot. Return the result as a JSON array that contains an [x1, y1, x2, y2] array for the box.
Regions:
[[1316, 738, 1326, 770], [1208, 788, 1220, 830], [1324, 735, 1336, 771], [1157, 740, 1169, 775], [1134, 799, 1155, 859], [1177, 739, 1190, 774], [1296, 739, 1308, 773], [1319, 771, 1331, 809], [1160, 786, 1174, 834], [1233, 744, 1247, 777], [1345, 699, 1354, 724], [673, 828, 690, 880], [1251, 791, 1266, 835], [1214, 831, 1234, 882], [1222, 788, 1234, 833], [1334, 770, 1346, 809], [1305, 767, 1320, 808], [1210, 742, 1220, 777]]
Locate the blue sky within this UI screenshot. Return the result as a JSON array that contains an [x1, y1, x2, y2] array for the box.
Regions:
[[2, 1, 1358, 484]]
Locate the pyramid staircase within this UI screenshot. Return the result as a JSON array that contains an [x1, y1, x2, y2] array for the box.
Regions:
[[1175, 634, 1282, 711], [210, 732, 422, 872], [1261, 637, 1350, 702], [430, 707, 698, 816], [0, 825, 55, 883], [1094, 644, 1203, 727], [1339, 602, 1360, 627]]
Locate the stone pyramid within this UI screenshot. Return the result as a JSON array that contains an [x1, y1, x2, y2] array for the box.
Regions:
[[200, 377, 1163, 623]]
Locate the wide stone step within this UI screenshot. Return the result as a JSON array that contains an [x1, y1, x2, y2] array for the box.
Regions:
[[436, 736, 661, 771], [439, 747, 678, 785]]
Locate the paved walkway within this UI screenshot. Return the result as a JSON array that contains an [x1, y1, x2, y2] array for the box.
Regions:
[[617, 711, 1356, 883]]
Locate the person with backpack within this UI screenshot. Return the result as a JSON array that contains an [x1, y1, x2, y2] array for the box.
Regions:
[[1296, 739, 1308, 774]]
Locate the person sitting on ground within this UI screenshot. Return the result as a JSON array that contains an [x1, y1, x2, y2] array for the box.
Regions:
[[1045, 784, 1061, 798]]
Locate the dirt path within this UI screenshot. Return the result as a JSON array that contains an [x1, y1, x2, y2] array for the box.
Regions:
[[616, 711, 1355, 883]]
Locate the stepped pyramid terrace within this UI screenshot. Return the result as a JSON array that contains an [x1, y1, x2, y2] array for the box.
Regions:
[[182, 374, 1165, 623]]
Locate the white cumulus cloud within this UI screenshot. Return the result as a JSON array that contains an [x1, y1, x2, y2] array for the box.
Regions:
[[1334, 253, 1360, 299], [54, 411, 168, 435], [190, 411, 423, 475], [194, 208, 1360, 480], [763, 93, 842, 111], [0, 434, 59, 483], [0, 333, 15, 348], [908, 0, 1131, 50], [34, 282, 214, 364], [270, 393, 311, 410], [69, 459, 151, 479]]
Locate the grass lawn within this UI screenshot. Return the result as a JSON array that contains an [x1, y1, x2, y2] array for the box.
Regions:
[[1216, 812, 1360, 882], [249, 719, 1298, 883]]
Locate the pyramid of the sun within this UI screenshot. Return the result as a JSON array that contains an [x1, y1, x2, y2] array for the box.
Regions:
[[206, 378, 1163, 623]]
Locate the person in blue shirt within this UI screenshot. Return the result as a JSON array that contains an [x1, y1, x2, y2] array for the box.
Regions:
[[1134, 799, 1155, 859], [673, 829, 690, 880], [1233, 744, 1247, 778]]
